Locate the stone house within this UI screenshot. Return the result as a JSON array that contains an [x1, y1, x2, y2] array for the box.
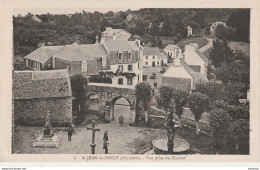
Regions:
[[142, 47, 168, 67], [183, 43, 209, 77], [186, 26, 193, 36], [161, 58, 208, 92], [100, 27, 132, 43], [13, 69, 72, 126], [163, 44, 182, 59], [24, 46, 63, 70]]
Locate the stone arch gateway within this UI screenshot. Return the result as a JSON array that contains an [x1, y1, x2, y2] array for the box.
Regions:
[[86, 84, 136, 124]]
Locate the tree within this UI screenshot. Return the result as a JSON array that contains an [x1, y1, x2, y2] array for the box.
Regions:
[[70, 74, 88, 113], [159, 86, 175, 111], [195, 82, 223, 104], [215, 24, 234, 40], [187, 92, 210, 135], [208, 108, 232, 154], [135, 82, 153, 122], [161, 19, 173, 36], [151, 37, 162, 48], [209, 39, 235, 67], [227, 9, 250, 42], [172, 90, 188, 127]]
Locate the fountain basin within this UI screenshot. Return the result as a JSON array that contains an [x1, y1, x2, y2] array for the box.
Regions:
[[33, 132, 61, 148], [152, 137, 190, 154]]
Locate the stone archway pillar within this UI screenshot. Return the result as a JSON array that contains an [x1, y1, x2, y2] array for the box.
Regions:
[[129, 105, 136, 124]]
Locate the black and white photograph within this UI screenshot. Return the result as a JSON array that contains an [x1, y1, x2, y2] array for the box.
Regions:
[[10, 7, 252, 156]]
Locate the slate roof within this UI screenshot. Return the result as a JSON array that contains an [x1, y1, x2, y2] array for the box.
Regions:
[[79, 44, 109, 59], [164, 44, 180, 51], [13, 69, 72, 100], [143, 47, 161, 56], [104, 40, 139, 51], [53, 45, 96, 62], [196, 49, 208, 63], [24, 46, 63, 64]]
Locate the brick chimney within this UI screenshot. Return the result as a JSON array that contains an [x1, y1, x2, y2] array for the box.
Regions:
[[95, 35, 99, 44]]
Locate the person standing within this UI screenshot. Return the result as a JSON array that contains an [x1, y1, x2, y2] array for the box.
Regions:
[[103, 131, 108, 141], [119, 115, 124, 126], [68, 127, 73, 141], [103, 140, 109, 154]]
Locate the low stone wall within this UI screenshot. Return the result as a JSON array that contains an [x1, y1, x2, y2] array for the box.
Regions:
[[149, 106, 210, 133], [14, 97, 72, 126]]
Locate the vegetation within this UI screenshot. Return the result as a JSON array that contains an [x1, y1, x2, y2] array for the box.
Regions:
[[187, 92, 210, 135], [70, 74, 88, 113]]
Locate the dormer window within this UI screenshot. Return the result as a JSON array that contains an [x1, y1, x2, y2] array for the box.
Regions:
[[128, 51, 132, 60], [118, 51, 123, 62], [81, 60, 87, 72]]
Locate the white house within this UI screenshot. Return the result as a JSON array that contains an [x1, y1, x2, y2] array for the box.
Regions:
[[210, 21, 227, 36], [101, 27, 132, 43], [186, 26, 193, 36], [143, 47, 167, 67], [164, 44, 182, 59], [183, 43, 208, 77], [161, 58, 208, 93]]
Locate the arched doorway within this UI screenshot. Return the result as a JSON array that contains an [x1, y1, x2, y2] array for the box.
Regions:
[[110, 97, 131, 124]]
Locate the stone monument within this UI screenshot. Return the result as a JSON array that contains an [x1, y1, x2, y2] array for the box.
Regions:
[[32, 111, 61, 148]]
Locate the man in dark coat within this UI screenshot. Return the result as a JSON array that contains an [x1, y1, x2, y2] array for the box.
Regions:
[[119, 115, 124, 126], [68, 127, 73, 141], [103, 140, 109, 154], [103, 131, 108, 141]]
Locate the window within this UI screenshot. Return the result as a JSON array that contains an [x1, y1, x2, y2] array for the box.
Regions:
[[127, 77, 133, 85], [118, 65, 123, 72], [81, 60, 87, 72], [146, 56, 148, 59], [118, 52, 123, 61], [145, 62, 148, 65], [157, 61, 159, 65], [128, 51, 132, 60], [138, 75, 139, 81], [118, 78, 123, 85], [153, 56, 155, 59], [128, 65, 132, 71]]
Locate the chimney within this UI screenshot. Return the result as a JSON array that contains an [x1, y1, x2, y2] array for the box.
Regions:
[[95, 35, 99, 44]]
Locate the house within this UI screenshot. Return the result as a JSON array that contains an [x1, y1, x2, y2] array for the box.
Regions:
[[161, 58, 208, 93], [100, 27, 132, 43], [183, 43, 208, 77], [186, 26, 193, 36], [32, 15, 42, 23], [163, 44, 182, 59], [127, 14, 138, 21], [24, 46, 63, 70], [53, 43, 104, 76], [100, 40, 144, 88], [13, 69, 72, 126], [143, 47, 167, 67], [210, 21, 227, 36]]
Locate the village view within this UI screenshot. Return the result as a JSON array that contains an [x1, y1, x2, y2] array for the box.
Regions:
[[12, 9, 250, 155]]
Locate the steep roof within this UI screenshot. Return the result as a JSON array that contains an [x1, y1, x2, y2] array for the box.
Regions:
[[24, 46, 63, 64], [13, 69, 72, 100], [158, 52, 167, 60], [104, 40, 139, 51], [79, 44, 109, 58], [53, 45, 97, 61], [116, 33, 132, 40], [164, 44, 180, 51], [162, 65, 192, 79], [143, 47, 161, 56]]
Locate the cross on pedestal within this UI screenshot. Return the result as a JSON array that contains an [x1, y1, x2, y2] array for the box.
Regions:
[[87, 120, 100, 154]]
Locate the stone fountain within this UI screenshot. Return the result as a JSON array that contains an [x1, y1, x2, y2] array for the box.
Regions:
[[33, 111, 61, 148], [152, 101, 190, 154]]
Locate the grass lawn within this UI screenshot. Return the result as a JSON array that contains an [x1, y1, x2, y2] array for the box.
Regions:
[[228, 41, 250, 56]]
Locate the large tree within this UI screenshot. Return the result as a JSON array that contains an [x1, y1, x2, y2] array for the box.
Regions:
[[159, 86, 175, 111], [209, 39, 235, 67], [70, 74, 88, 113], [135, 82, 153, 122], [187, 92, 210, 135]]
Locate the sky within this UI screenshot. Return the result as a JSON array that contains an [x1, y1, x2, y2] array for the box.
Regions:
[[13, 8, 140, 16]]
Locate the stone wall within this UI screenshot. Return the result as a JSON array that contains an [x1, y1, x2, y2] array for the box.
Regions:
[[14, 97, 72, 126], [86, 85, 136, 123]]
